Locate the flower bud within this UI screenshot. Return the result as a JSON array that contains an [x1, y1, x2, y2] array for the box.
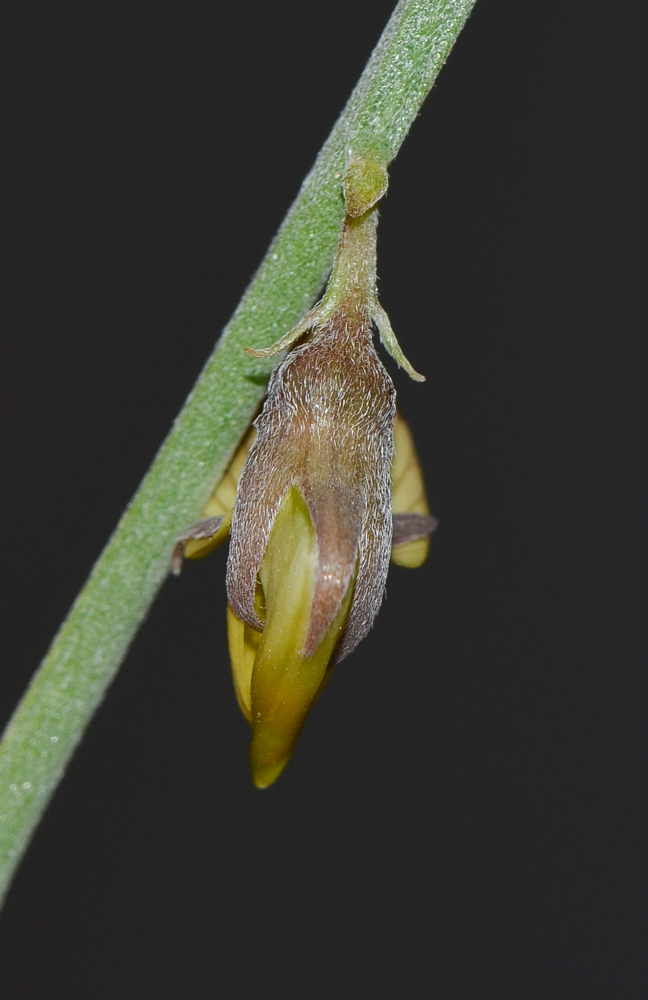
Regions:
[[174, 205, 437, 786]]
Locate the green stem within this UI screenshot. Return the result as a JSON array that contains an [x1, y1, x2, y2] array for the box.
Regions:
[[0, 0, 477, 904]]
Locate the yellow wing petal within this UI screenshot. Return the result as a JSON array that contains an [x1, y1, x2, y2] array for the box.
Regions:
[[226, 604, 261, 723], [391, 410, 432, 568]]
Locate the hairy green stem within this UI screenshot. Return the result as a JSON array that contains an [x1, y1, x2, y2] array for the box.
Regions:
[[0, 0, 477, 904]]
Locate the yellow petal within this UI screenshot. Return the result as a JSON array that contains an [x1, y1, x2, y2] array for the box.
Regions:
[[247, 485, 354, 788], [226, 604, 261, 723], [183, 427, 256, 560], [391, 410, 432, 568]]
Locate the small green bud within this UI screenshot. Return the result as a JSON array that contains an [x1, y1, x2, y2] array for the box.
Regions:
[[343, 156, 389, 217]]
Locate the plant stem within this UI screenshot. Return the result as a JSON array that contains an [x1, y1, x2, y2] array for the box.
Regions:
[[0, 0, 477, 905]]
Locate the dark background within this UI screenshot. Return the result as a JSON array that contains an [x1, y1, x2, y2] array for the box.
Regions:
[[1, 0, 647, 996]]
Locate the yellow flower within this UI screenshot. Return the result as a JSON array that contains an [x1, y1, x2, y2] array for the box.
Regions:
[[173, 207, 436, 787]]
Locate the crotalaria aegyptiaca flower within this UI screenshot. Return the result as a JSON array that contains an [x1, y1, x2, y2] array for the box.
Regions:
[[173, 205, 436, 787]]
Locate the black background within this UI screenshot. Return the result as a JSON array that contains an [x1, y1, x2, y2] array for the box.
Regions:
[[1, 0, 647, 996]]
